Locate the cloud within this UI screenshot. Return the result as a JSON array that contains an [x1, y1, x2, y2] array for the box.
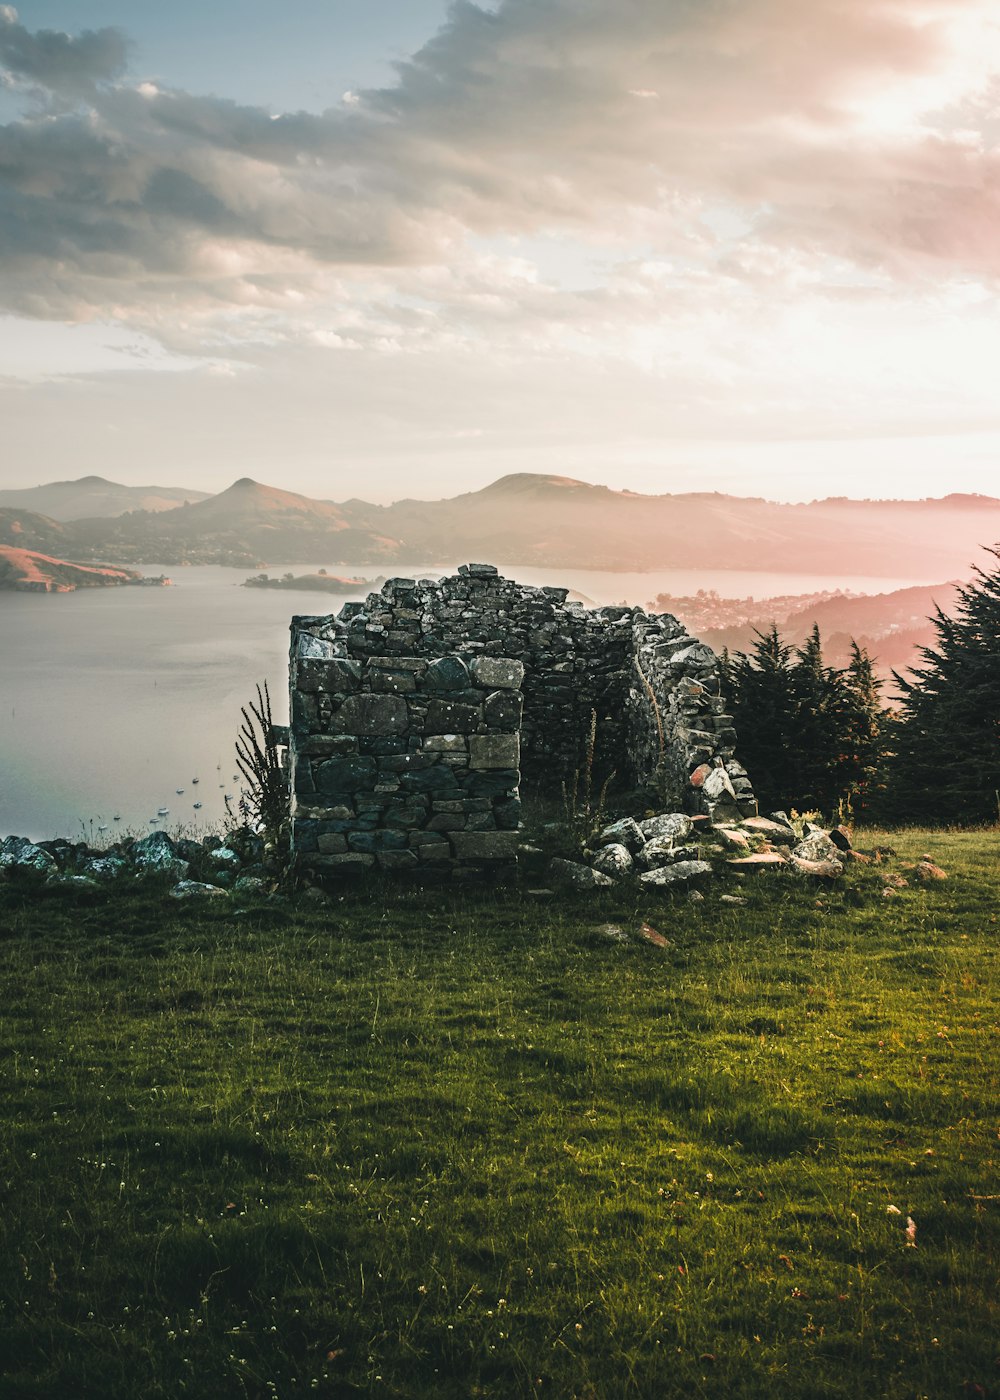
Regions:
[[0, 6, 127, 97], [0, 0, 998, 336]]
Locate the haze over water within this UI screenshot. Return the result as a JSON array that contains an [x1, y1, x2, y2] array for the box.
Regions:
[[1, 561, 936, 842]]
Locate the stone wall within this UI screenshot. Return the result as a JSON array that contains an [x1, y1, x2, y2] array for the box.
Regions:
[[288, 564, 757, 877]]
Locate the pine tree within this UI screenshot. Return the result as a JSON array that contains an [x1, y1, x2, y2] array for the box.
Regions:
[[721, 625, 798, 814], [836, 641, 885, 818], [724, 624, 889, 818], [788, 624, 843, 813], [880, 551, 1000, 824]]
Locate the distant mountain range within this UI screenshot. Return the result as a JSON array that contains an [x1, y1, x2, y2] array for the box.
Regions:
[[0, 474, 210, 520], [2, 471, 999, 577]]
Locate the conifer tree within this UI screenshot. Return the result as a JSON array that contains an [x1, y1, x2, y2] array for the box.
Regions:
[[880, 551, 1000, 824], [721, 625, 798, 813], [723, 625, 889, 818], [836, 642, 885, 817]]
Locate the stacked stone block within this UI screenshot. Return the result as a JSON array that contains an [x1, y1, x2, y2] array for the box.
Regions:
[[289, 563, 758, 877], [629, 614, 758, 820], [290, 633, 523, 877]]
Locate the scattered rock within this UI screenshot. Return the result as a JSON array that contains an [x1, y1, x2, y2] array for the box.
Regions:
[[792, 832, 843, 864], [638, 812, 693, 844], [232, 874, 269, 896], [828, 825, 854, 852], [738, 818, 797, 847], [639, 859, 713, 888], [549, 858, 616, 889], [595, 817, 645, 852], [169, 880, 227, 899], [711, 827, 752, 853], [719, 894, 747, 905], [726, 853, 789, 872], [789, 856, 844, 878], [132, 831, 189, 880], [591, 843, 634, 877], [592, 922, 630, 942], [912, 860, 948, 882], [639, 839, 700, 870], [0, 836, 55, 873], [638, 922, 671, 946]]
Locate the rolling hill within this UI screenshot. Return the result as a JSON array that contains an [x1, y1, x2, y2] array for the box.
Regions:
[[7, 472, 1000, 579], [0, 475, 210, 520]]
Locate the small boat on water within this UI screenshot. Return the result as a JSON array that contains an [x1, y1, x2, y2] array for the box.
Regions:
[[113, 815, 121, 822], [176, 788, 185, 794], [157, 806, 169, 816], [193, 801, 203, 810], [191, 778, 199, 785], [97, 825, 108, 833]]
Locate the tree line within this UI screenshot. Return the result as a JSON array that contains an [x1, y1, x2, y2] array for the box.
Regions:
[[719, 549, 1000, 826]]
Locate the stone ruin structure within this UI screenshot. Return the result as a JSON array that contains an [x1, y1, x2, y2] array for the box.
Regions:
[[288, 564, 757, 878]]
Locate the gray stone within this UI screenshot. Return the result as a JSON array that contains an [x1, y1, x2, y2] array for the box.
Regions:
[[83, 855, 128, 880], [596, 817, 645, 852], [639, 860, 713, 887], [549, 857, 616, 889], [335, 693, 408, 736], [297, 634, 339, 659], [469, 734, 520, 770], [790, 855, 844, 878], [425, 656, 471, 690], [640, 839, 701, 869], [0, 836, 55, 873], [702, 767, 737, 802], [450, 831, 519, 861], [792, 832, 842, 864], [233, 875, 269, 895], [591, 843, 634, 877], [170, 880, 227, 899], [638, 813, 693, 844], [469, 656, 525, 690], [315, 755, 377, 794], [425, 699, 482, 733], [739, 817, 797, 847]]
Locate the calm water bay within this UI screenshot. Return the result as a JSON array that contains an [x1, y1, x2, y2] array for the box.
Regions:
[[1, 560, 932, 842]]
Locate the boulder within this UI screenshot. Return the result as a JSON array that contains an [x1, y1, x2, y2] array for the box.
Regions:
[[638, 812, 693, 844], [789, 855, 844, 878], [131, 830, 189, 880], [639, 840, 701, 870], [739, 817, 797, 847], [792, 832, 842, 863], [596, 817, 645, 852], [639, 860, 713, 888], [0, 836, 55, 873], [83, 855, 128, 881], [169, 880, 227, 899], [591, 843, 634, 877], [726, 853, 789, 872], [549, 858, 616, 889], [710, 827, 751, 853]]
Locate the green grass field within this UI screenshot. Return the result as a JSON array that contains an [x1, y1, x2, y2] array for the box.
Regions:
[[0, 829, 997, 1399]]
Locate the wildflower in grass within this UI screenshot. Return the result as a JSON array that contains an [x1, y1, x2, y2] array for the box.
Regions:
[[887, 1204, 902, 1216], [906, 1216, 917, 1247]]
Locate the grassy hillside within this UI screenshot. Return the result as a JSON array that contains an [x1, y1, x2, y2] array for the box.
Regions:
[[0, 828, 997, 1399]]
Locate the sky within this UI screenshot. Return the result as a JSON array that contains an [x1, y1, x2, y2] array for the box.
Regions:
[[2, 0, 1000, 504]]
